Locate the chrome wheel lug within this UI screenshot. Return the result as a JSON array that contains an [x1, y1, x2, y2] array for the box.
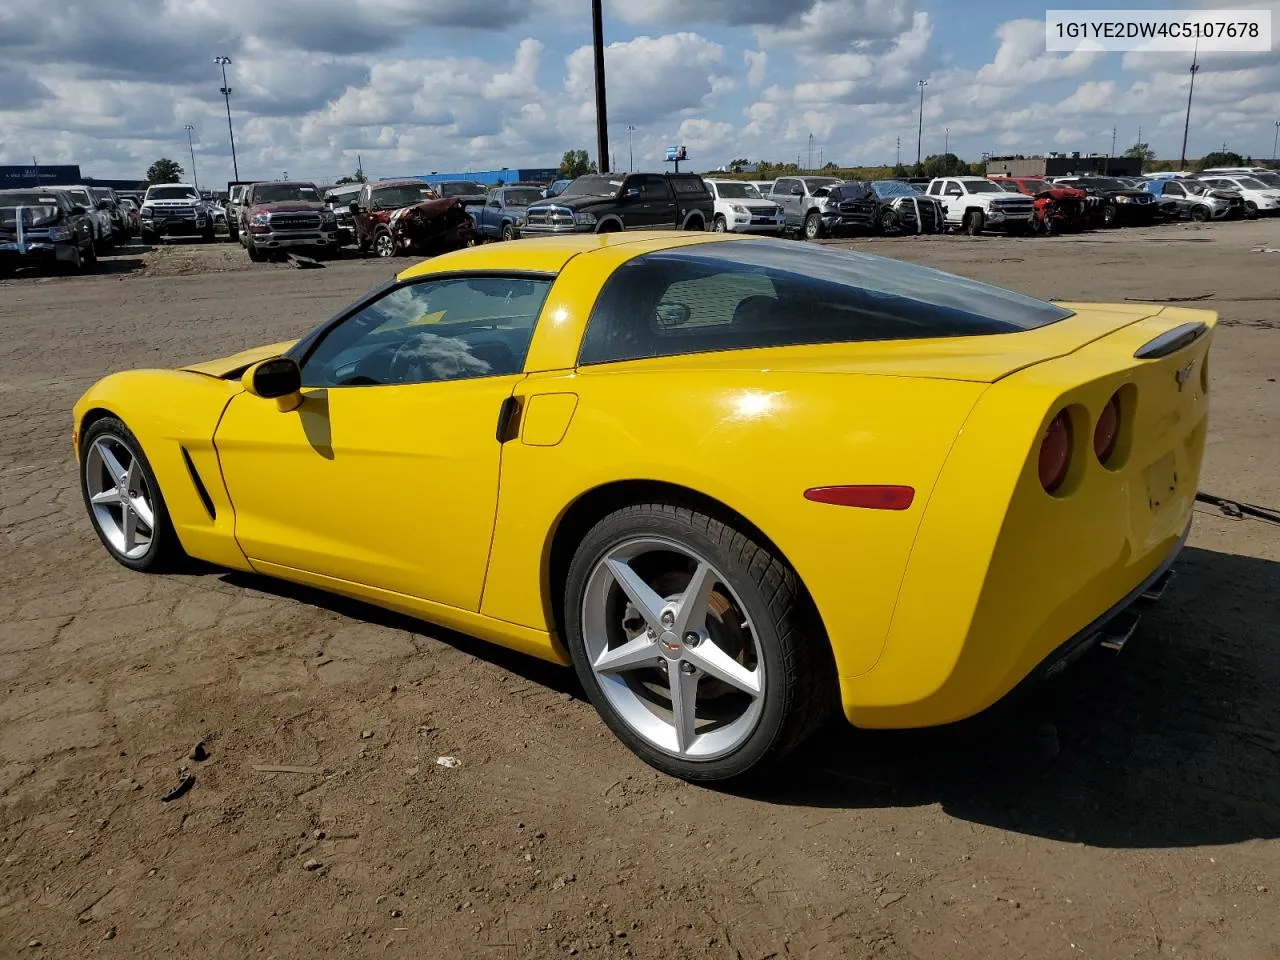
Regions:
[[679, 661, 696, 675], [660, 610, 674, 628], [683, 632, 700, 648]]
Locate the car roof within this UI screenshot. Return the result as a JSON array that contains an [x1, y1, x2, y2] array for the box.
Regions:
[[395, 231, 749, 282]]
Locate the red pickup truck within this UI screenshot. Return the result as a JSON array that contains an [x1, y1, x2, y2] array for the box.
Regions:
[[239, 181, 339, 262]]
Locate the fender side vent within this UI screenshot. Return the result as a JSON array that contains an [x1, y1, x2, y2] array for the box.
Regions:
[[180, 446, 217, 520]]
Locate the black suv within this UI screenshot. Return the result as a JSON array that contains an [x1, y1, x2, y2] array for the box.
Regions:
[[522, 173, 712, 234], [0, 188, 98, 274], [1049, 176, 1157, 227]]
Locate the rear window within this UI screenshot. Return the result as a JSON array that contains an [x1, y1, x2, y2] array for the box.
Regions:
[[670, 176, 710, 196], [578, 239, 1073, 366]]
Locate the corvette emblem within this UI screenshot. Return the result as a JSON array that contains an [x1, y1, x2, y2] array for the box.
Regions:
[[1174, 359, 1196, 391]]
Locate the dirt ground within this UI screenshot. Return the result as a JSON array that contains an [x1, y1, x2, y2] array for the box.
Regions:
[[1, 223, 1277, 960]]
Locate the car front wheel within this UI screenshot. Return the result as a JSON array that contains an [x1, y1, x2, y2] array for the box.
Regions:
[[372, 227, 396, 257], [564, 503, 834, 782], [803, 211, 823, 240], [80, 417, 184, 572]]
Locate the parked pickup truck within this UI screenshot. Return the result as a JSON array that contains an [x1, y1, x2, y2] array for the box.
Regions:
[[239, 180, 338, 261], [0, 188, 98, 274], [467, 186, 545, 241], [139, 183, 215, 242], [521, 173, 712, 234], [925, 176, 1036, 235]]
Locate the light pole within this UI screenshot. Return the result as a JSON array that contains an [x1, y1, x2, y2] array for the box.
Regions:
[[591, 0, 610, 173], [1273, 120, 1279, 162], [807, 132, 814, 172], [626, 124, 635, 171], [1178, 43, 1199, 169], [944, 127, 949, 157], [214, 56, 239, 180], [183, 125, 199, 191], [916, 79, 928, 173]]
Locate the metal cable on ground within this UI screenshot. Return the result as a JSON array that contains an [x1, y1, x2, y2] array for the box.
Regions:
[[1195, 491, 1280, 525]]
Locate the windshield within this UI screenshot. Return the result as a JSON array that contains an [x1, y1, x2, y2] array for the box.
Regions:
[[962, 180, 1002, 193], [713, 182, 763, 200], [252, 184, 319, 203], [502, 188, 543, 206], [560, 176, 624, 198], [437, 182, 486, 197], [1019, 179, 1052, 193], [371, 184, 436, 209], [870, 180, 921, 198], [90, 188, 111, 201], [992, 180, 1021, 192], [147, 186, 199, 200]]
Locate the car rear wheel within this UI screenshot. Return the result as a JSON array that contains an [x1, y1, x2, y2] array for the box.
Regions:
[[372, 227, 397, 257], [80, 417, 184, 573], [1190, 205, 1210, 222], [564, 502, 834, 782]]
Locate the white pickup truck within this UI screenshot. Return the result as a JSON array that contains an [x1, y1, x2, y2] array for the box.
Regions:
[[925, 176, 1035, 235]]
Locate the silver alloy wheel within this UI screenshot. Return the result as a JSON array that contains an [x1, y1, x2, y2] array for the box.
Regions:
[[84, 436, 156, 560], [374, 231, 395, 257], [581, 537, 765, 760]]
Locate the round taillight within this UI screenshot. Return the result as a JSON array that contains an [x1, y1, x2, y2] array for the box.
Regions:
[[1039, 411, 1071, 493], [1094, 392, 1120, 463]]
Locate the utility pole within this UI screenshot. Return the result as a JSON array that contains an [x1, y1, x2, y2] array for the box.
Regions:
[[807, 133, 814, 172], [32, 154, 39, 186], [944, 127, 949, 156], [184, 125, 199, 191], [896, 136, 901, 169], [626, 124, 635, 171], [1178, 42, 1199, 169], [214, 56, 239, 180], [1273, 120, 1279, 162], [916, 79, 928, 173], [591, 0, 610, 173]]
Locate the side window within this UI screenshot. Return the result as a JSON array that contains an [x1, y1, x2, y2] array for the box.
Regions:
[[927, 181, 940, 196], [299, 276, 553, 388], [639, 175, 673, 200], [1164, 183, 1184, 197], [944, 182, 962, 197]]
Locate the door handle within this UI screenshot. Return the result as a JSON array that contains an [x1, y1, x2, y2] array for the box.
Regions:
[[496, 396, 521, 443]]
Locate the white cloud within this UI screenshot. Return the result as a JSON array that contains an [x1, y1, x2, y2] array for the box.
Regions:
[[975, 18, 1102, 86], [744, 50, 768, 87], [564, 33, 729, 122]]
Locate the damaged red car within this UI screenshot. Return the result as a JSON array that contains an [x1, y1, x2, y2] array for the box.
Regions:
[[988, 176, 1091, 233], [349, 179, 475, 258]]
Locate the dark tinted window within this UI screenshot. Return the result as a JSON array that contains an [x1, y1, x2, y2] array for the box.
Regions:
[[636, 175, 672, 200], [578, 240, 1073, 366], [670, 176, 710, 196], [829, 182, 871, 200]]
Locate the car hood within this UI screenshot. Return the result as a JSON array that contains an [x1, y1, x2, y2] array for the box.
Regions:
[[529, 194, 616, 212], [1034, 187, 1086, 201], [251, 201, 326, 214], [180, 340, 298, 379]]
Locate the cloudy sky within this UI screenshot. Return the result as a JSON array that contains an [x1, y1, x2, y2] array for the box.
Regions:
[[1, 0, 1277, 185]]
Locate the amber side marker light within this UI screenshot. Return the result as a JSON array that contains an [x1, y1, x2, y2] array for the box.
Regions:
[[804, 485, 915, 510]]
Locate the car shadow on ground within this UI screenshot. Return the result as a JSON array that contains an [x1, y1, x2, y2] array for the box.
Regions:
[[753, 545, 1280, 849], [218, 545, 1279, 850]]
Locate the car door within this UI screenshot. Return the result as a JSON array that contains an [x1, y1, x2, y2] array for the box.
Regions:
[[623, 174, 676, 229], [772, 178, 799, 227], [937, 180, 962, 222], [213, 274, 554, 612], [483, 191, 504, 237], [1161, 181, 1187, 217]]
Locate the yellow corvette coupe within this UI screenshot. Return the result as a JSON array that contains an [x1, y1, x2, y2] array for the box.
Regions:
[[74, 233, 1213, 780]]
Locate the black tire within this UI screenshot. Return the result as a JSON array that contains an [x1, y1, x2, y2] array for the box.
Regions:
[[712, 215, 728, 233], [803, 211, 823, 241], [1190, 205, 1209, 223], [83, 240, 98, 265], [372, 226, 397, 257], [877, 207, 897, 234], [246, 239, 266, 262], [501, 222, 516, 242], [140, 229, 156, 245], [1244, 202, 1258, 220], [1101, 203, 1118, 227], [202, 225, 216, 243], [79, 416, 185, 573], [964, 209, 985, 236], [60, 244, 85, 275], [683, 216, 704, 231], [564, 502, 835, 782], [227, 224, 239, 242]]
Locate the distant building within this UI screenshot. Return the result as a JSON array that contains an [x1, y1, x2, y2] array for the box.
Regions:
[[0, 164, 148, 191], [987, 154, 1141, 178], [395, 168, 562, 187]]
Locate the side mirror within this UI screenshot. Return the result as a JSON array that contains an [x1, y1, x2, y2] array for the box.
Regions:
[[624, 187, 641, 199], [73, 204, 88, 215], [790, 186, 803, 196], [242, 357, 303, 412], [348, 201, 360, 214]]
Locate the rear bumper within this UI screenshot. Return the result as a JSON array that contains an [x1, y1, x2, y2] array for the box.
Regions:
[[1, 239, 80, 263]]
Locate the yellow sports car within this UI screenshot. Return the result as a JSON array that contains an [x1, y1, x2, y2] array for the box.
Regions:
[[73, 233, 1213, 780]]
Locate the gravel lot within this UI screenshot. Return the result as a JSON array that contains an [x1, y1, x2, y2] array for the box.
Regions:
[[2, 223, 1278, 959]]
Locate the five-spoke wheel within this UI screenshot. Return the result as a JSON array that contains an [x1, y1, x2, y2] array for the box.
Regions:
[[565, 503, 833, 781]]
